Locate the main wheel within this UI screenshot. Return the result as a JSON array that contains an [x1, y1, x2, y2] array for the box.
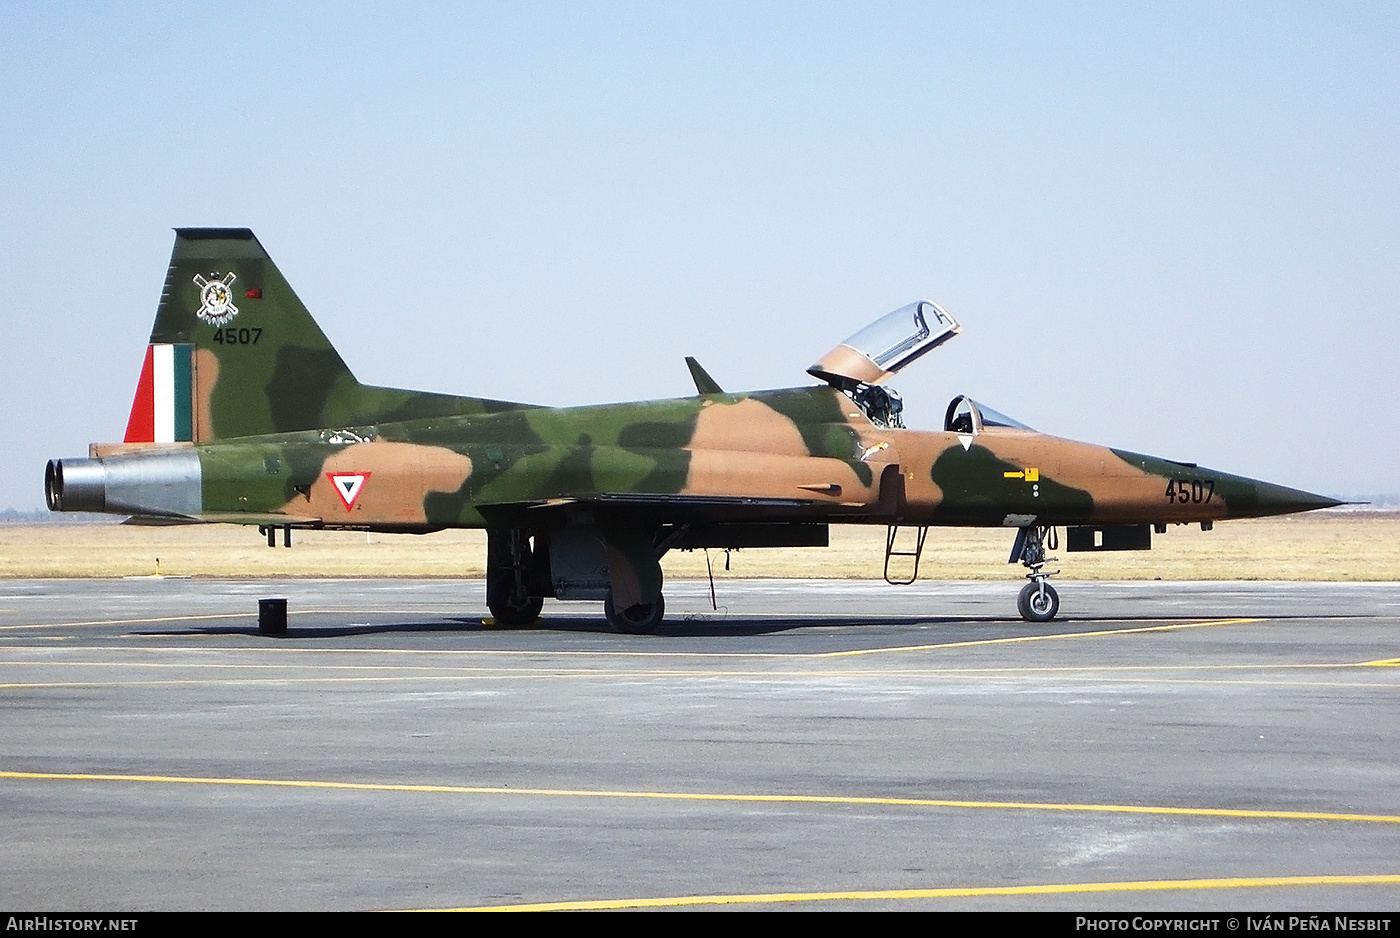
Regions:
[[604, 591, 665, 634], [487, 571, 542, 627], [1017, 582, 1059, 622]]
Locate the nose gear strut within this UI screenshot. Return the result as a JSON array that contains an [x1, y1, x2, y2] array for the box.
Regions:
[[1010, 524, 1060, 622]]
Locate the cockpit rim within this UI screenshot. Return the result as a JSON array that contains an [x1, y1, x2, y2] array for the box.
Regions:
[[943, 395, 1034, 435]]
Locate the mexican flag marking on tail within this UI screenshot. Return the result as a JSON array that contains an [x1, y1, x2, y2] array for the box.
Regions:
[[124, 344, 194, 443]]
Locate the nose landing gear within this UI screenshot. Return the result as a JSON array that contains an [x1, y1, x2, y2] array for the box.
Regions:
[[1012, 525, 1060, 622]]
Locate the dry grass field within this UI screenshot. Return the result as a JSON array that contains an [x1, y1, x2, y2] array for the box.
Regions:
[[1, 510, 1396, 581]]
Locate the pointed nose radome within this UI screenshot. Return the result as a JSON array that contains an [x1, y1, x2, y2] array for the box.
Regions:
[[1239, 480, 1344, 519]]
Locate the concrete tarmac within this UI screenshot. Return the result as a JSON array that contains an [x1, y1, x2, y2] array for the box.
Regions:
[[0, 577, 1398, 911]]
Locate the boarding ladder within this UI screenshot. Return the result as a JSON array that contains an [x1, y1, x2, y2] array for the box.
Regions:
[[883, 524, 929, 585]]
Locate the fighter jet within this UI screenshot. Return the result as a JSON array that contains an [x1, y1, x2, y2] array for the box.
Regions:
[[44, 229, 1341, 630]]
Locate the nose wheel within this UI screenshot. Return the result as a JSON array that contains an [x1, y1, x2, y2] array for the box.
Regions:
[[1012, 525, 1060, 622], [1017, 581, 1059, 622]]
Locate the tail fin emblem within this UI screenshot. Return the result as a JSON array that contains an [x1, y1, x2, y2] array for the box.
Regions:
[[193, 272, 239, 325]]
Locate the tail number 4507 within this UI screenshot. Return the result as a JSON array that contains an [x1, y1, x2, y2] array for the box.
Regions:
[[212, 327, 262, 345], [1165, 478, 1215, 504]]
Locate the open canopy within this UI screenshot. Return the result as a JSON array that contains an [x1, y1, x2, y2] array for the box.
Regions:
[[808, 300, 961, 388]]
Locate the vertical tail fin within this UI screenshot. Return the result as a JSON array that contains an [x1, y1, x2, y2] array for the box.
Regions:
[[120, 228, 526, 445], [135, 227, 360, 441]]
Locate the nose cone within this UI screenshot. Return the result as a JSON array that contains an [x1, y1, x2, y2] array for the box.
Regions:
[[1237, 479, 1344, 519]]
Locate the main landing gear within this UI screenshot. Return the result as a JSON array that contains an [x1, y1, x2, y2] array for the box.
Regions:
[[484, 525, 671, 634], [1012, 525, 1060, 623], [604, 590, 665, 634], [485, 528, 543, 627]]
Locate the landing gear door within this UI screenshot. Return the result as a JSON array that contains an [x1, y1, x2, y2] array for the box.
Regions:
[[808, 300, 961, 387]]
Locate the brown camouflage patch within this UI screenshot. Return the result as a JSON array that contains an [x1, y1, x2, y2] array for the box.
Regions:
[[193, 348, 219, 443], [286, 442, 473, 524], [689, 398, 811, 456], [883, 432, 948, 514], [684, 451, 878, 506]]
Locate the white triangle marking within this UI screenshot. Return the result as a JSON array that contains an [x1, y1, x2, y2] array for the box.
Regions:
[[957, 434, 974, 451], [328, 472, 370, 510]]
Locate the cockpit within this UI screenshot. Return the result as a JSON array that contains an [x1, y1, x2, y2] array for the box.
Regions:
[[852, 384, 904, 428], [943, 395, 1033, 434], [808, 300, 961, 429]]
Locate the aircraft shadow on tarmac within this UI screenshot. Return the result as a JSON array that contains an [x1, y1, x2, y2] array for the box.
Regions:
[[134, 614, 1032, 640]]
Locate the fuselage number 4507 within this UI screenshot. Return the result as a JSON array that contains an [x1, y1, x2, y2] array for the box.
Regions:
[[1166, 478, 1215, 504]]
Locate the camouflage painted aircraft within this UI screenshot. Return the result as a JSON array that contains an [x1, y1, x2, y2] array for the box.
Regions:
[[45, 229, 1341, 630]]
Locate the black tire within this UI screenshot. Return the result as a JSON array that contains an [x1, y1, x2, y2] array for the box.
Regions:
[[1017, 582, 1059, 622], [604, 591, 665, 634], [486, 571, 542, 627]]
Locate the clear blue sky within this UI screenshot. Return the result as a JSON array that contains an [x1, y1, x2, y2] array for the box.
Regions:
[[3, 2, 1396, 509]]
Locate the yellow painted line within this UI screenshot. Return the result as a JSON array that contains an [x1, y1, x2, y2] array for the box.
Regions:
[[844, 662, 1396, 675], [818, 618, 1265, 657], [0, 673, 655, 689], [432, 874, 1400, 910], [1, 678, 1395, 693], [0, 655, 1391, 676], [0, 612, 259, 632], [4, 770, 1399, 825], [106, 643, 799, 659], [0, 608, 387, 632], [0, 660, 617, 671], [1, 671, 1397, 692], [1363, 658, 1400, 667], [0, 618, 1267, 658], [0, 632, 799, 658], [0, 658, 1379, 672], [1, 659, 1398, 689], [1013, 678, 1400, 691]]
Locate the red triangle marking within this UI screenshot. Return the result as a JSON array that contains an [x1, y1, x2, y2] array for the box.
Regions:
[[327, 472, 370, 510], [123, 346, 156, 443]]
